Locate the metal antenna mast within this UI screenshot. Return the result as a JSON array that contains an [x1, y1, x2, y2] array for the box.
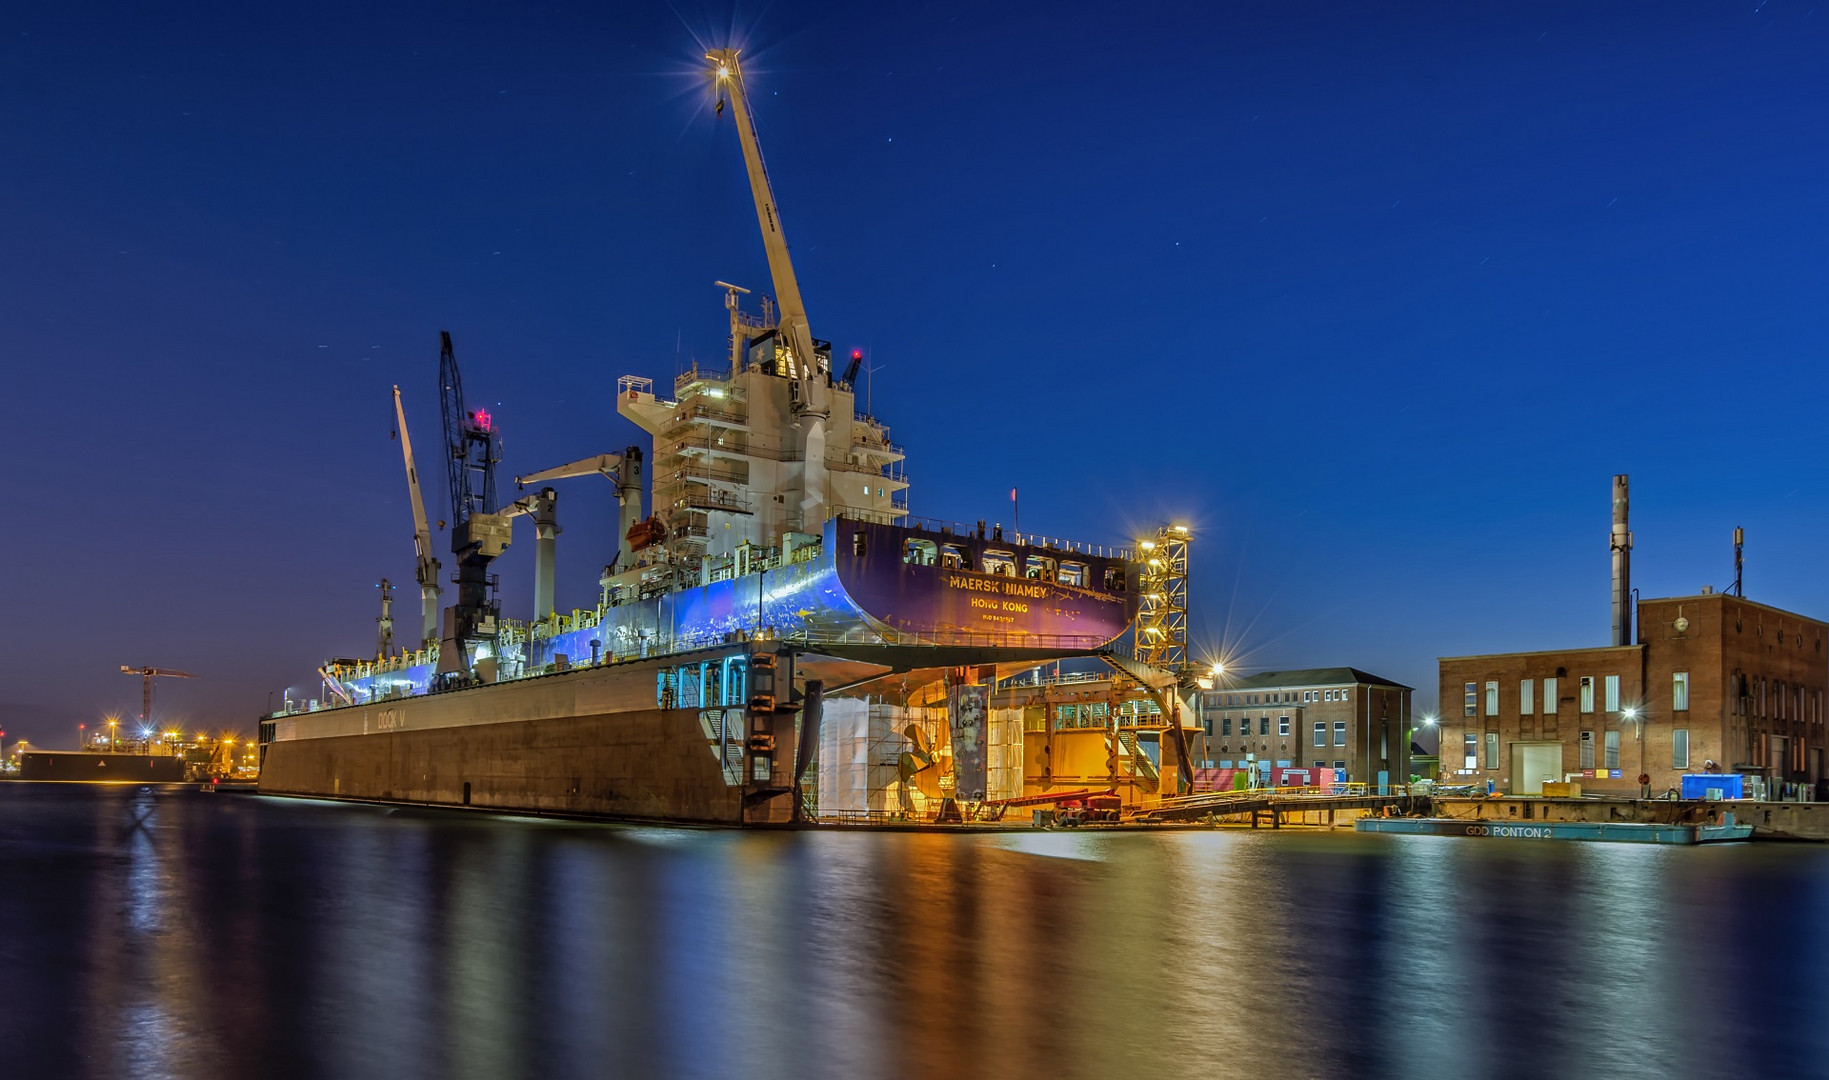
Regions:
[[1732, 526, 1745, 597]]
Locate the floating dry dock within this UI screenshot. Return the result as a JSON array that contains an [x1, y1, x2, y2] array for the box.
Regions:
[[1356, 816, 1754, 844]]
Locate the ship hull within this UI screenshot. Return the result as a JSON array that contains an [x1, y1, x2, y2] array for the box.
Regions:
[[275, 521, 1139, 825]]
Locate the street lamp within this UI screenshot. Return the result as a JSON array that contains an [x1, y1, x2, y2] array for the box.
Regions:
[[1624, 705, 1649, 795], [1405, 713, 1438, 785]]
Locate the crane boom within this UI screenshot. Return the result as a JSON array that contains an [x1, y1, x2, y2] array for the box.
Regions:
[[709, 48, 832, 528], [515, 449, 646, 576], [393, 386, 442, 646], [516, 453, 625, 486], [708, 49, 825, 411]]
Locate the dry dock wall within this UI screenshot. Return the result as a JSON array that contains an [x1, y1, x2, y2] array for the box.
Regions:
[[260, 707, 746, 824]]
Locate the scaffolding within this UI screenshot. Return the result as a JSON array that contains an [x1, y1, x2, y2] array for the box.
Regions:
[[1133, 525, 1189, 670]]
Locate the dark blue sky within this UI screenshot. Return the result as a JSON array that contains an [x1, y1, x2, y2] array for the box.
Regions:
[[3, 1, 1825, 742]]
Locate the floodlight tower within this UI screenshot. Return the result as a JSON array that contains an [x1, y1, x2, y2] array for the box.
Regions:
[[1133, 525, 1190, 671]]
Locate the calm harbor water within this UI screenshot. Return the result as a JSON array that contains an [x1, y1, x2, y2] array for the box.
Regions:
[[1, 783, 1826, 1080]]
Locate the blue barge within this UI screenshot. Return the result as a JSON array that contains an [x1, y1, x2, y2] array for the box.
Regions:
[[1355, 816, 1754, 844]]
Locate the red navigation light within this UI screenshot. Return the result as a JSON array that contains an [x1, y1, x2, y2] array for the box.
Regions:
[[472, 407, 492, 431], [851, 348, 863, 360]]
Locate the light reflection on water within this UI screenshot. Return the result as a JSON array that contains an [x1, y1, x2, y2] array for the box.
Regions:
[[1, 784, 1826, 1080]]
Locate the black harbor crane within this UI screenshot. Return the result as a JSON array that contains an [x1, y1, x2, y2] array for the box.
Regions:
[[435, 331, 513, 679]]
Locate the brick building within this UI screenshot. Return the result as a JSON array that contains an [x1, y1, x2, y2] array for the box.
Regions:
[[1194, 667, 1413, 790], [1439, 592, 1827, 798]]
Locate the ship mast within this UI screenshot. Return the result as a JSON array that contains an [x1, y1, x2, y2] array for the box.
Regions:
[[709, 48, 831, 527]]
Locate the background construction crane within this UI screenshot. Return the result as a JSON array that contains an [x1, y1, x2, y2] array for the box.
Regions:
[[119, 666, 196, 733], [391, 386, 442, 646], [436, 331, 512, 678]]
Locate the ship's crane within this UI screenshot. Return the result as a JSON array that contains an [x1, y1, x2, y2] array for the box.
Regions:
[[391, 386, 442, 646], [497, 487, 560, 620], [119, 666, 196, 734], [709, 48, 832, 526], [374, 578, 396, 660], [516, 450, 646, 576], [435, 331, 513, 678]]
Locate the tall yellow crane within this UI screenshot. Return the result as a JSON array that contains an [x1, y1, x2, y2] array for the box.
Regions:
[[119, 666, 196, 734], [708, 48, 832, 526], [393, 386, 443, 647]]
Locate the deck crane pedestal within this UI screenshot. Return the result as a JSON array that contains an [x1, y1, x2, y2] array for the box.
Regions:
[[436, 331, 513, 679], [515, 449, 645, 579], [498, 487, 560, 621], [119, 666, 196, 734], [391, 386, 443, 647], [709, 48, 833, 530]]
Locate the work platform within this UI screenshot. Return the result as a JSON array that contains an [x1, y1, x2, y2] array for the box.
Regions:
[[1133, 786, 1416, 825]]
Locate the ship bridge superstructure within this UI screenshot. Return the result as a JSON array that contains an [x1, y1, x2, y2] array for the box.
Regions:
[[618, 296, 907, 574]]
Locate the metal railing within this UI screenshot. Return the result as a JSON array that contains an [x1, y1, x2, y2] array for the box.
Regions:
[[838, 511, 1134, 560]]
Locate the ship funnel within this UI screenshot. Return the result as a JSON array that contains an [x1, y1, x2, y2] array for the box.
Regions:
[[1611, 474, 1632, 646]]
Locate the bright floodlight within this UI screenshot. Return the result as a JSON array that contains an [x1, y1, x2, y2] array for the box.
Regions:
[[1624, 707, 1639, 720]]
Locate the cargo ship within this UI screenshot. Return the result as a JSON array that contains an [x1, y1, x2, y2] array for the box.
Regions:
[[258, 51, 1192, 825]]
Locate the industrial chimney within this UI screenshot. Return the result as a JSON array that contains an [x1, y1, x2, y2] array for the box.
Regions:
[[1611, 474, 1632, 646]]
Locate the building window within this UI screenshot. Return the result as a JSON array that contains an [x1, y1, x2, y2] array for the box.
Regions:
[[1279, 716, 1291, 736], [1333, 721, 1346, 746], [1313, 760, 1326, 771], [1544, 677, 1558, 715], [1313, 721, 1326, 747], [1521, 679, 1534, 715], [1463, 733, 1478, 771], [1259, 717, 1269, 736], [1605, 675, 1621, 713], [1580, 677, 1595, 713], [1484, 732, 1498, 769], [1604, 730, 1620, 769], [1673, 672, 1689, 712], [1202, 718, 1213, 736], [1485, 681, 1499, 717], [1221, 717, 1232, 736], [1673, 729, 1690, 769], [1580, 731, 1595, 769], [1334, 760, 1345, 772], [1464, 682, 1477, 717]]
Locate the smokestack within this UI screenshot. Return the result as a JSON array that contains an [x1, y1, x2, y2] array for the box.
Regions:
[[1611, 474, 1632, 646]]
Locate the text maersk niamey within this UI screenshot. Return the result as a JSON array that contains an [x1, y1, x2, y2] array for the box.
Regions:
[[945, 575, 1052, 599]]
